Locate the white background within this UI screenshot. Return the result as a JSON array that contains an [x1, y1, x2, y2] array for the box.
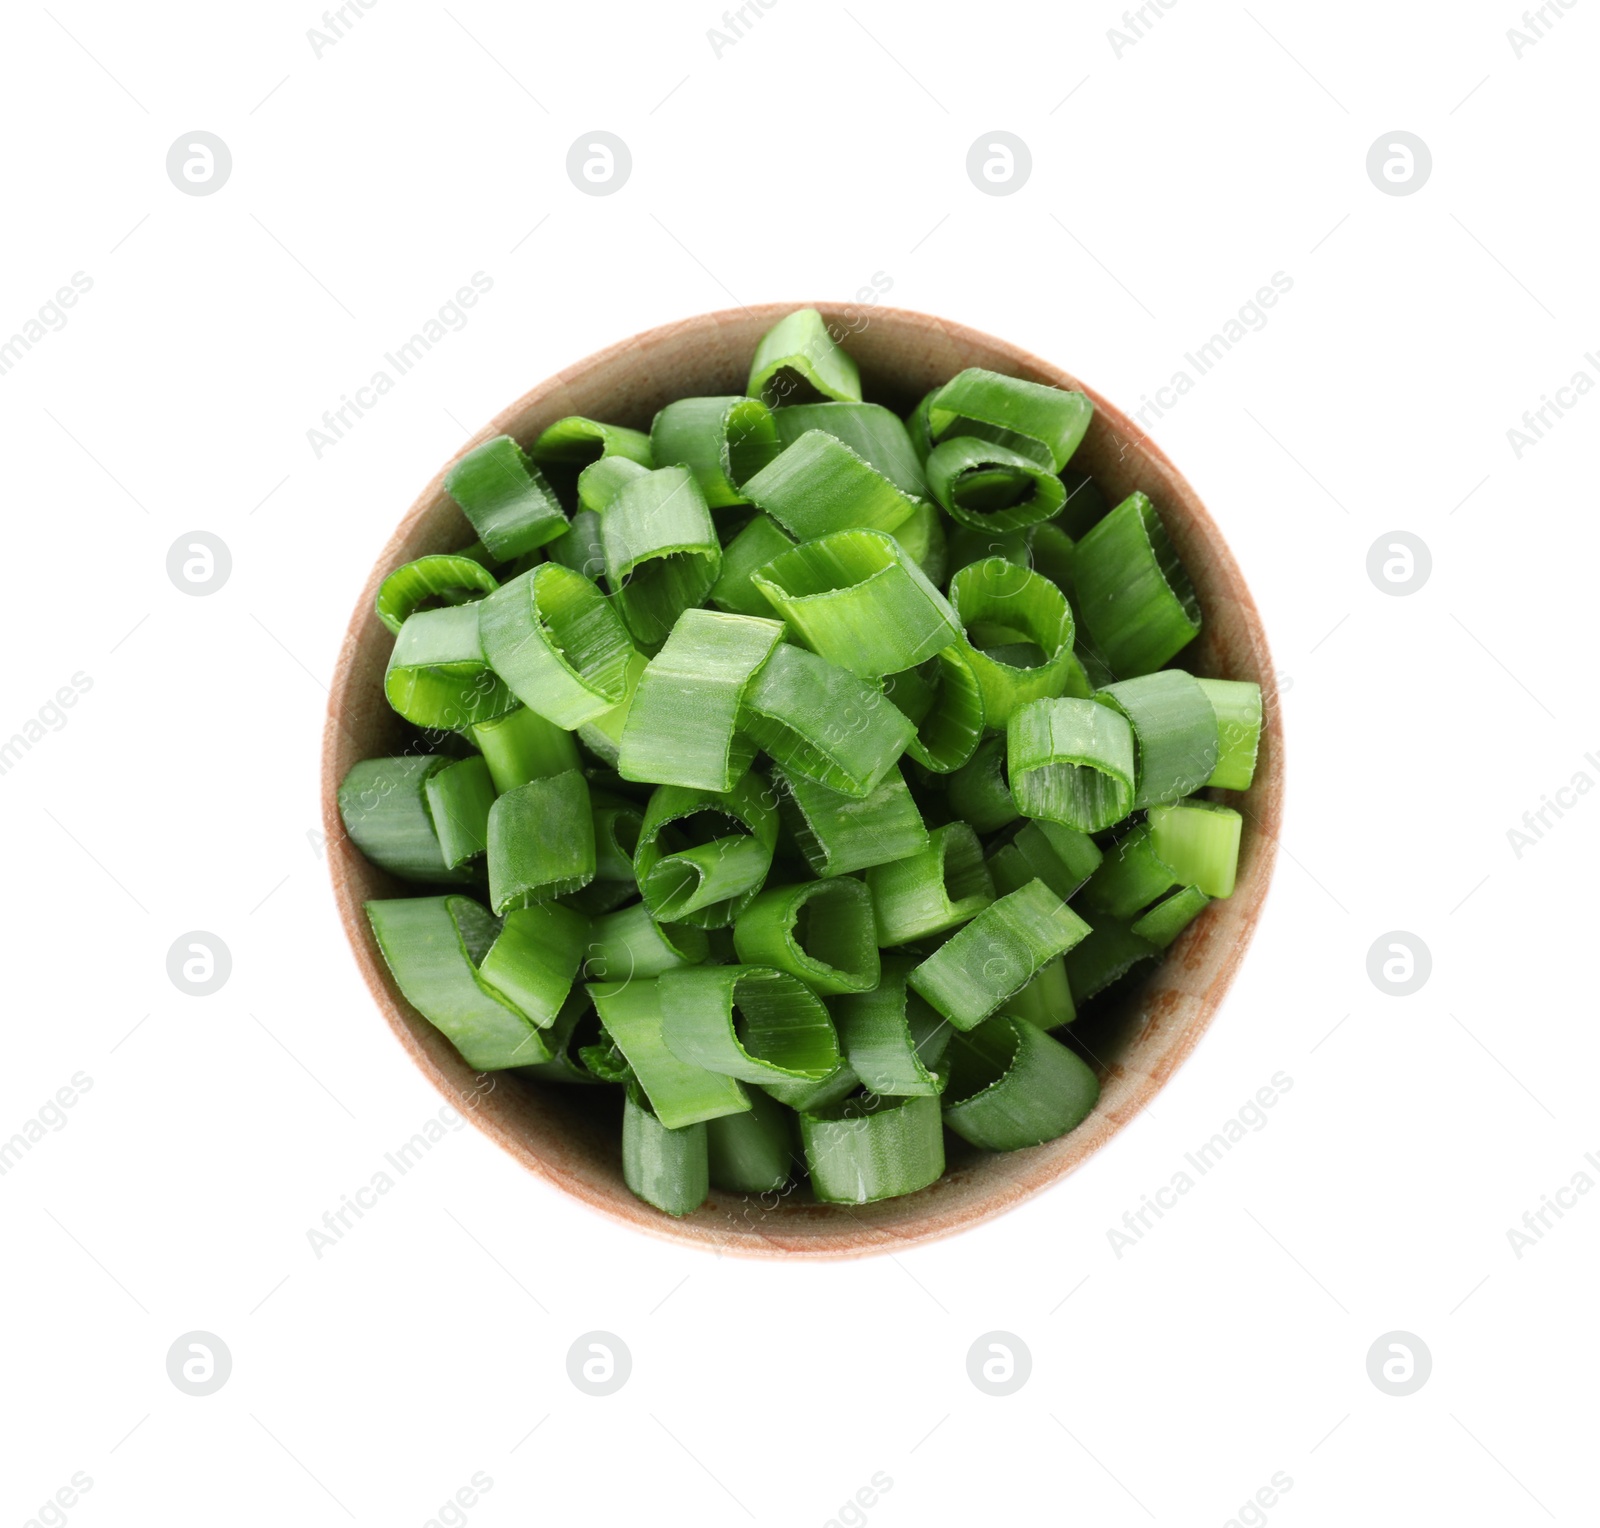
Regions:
[[3, 2, 1596, 1524]]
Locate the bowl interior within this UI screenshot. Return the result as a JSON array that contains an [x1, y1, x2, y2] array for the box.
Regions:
[[321, 303, 1283, 1258]]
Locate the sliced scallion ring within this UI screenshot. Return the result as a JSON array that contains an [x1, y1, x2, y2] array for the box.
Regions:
[[940, 1014, 1099, 1151], [650, 395, 781, 507], [731, 878, 881, 995], [444, 435, 568, 560], [799, 1092, 944, 1204], [743, 429, 921, 541], [746, 307, 861, 405], [1095, 669, 1219, 809], [486, 769, 595, 913], [882, 645, 984, 773], [833, 956, 951, 1098], [945, 735, 1020, 835], [865, 822, 994, 946], [926, 367, 1094, 472], [1197, 678, 1263, 791], [1076, 822, 1180, 919], [706, 1090, 794, 1194], [773, 762, 930, 878], [658, 965, 841, 1084], [478, 899, 590, 1028], [632, 776, 779, 929], [949, 558, 1084, 728], [1007, 697, 1136, 833], [772, 400, 926, 496], [622, 1082, 708, 1217], [709, 514, 796, 617], [375, 555, 499, 636], [601, 465, 721, 648], [986, 819, 1102, 902], [1131, 885, 1212, 948], [385, 605, 518, 731], [470, 705, 580, 792], [424, 755, 496, 869], [530, 415, 653, 471], [925, 436, 1068, 534], [1147, 798, 1241, 898], [582, 901, 708, 982], [339, 756, 476, 884]]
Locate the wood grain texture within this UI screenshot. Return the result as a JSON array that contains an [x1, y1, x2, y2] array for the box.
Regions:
[[320, 303, 1285, 1259]]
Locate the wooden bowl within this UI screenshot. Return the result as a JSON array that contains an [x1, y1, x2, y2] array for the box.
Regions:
[[321, 303, 1283, 1259]]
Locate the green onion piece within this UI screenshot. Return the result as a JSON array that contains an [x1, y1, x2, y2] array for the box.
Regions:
[[1030, 523, 1077, 595], [375, 555, 499, 636], [892, 499, 947, 585], [658, 965, 841, 1084], [763, 1063, 861, 1113], [622, 1083, 708, 1217], [773, 401, 926, 496], [650, 396, 781, 507], [709, 515, 796, 617], [1001, 956, 1075, 1030], [338, 756, 474, 884], [632, 776, 779, 928], [732, 878, 881, 995], [944, 735, 1019, 834], [1197, 678, 1263, 791], [366, 895, 551, 1068], [799, 1092, 944, 1204], [774, 762, 930, 878], [1076, 642, 1118, 692], [747, 307, 862, 405], [591, 798, 643, 883], [1076, 822, 1179, 919], [545, 508, 607, 582], [641, 835, 774, 923], [619, 609, 784, 791], [739, 643, 915, 798], [905, 386, 938, 462], [576, 651, 648, 766], [452, 539, 497, 568], [907, 879, 1091, 1032], [987, 819, 1103, 902], [470, 705, 580, 792], [1131, 885, 1212, 948], [948, 559, 1083, 728], [925, 436, 1068, 534], [444, 436, 568, 560], [559, 880, 637, 916], [1147, 798, 1242, 898], [1007, 697, 1136, 832], [941, 1014, 1099, 1150], [1063, 920, 1160, 1002], [743, 430, 920, 542], [478, 899, 589, 1027], [1074, 491, 1201, 677], [706, 1090, 793, 1194], [601, 465, 721, 648], [946, 523, 1030, 580], [478, 562, 638, 729], [1058, 466, 1110, 539], [579, 1028, 634, 1084], [487, 769, 595, 913], [927, 368, 1094, 472], [424, 755, 496, 869], [588, 979, 750, 1128], [1095, 670, 1219, 809], [865, 822, 994, 946], [385, 605, 517, 730], [511, 989, 604, 1085], [583, 901, 708, 981], [883, 646, 985, 774], [577, 455, 650, 513], [530, 415, 653, 471], [833, 956, 951, 1097]]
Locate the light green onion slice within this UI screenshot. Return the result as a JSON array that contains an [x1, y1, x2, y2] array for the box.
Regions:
[[618, 609, 784, 791], [632, 776, 779, 928], [1007, 697, 1136, 833], [1074, 491, 1201, 677], [865, 822, 994, 946], [774, 763, 930, 878], [511, 989, 604, 1085], [925, 436, 1068, 534], [650, 396, 781, 507], [893, 499, 948, 585], [529, 415, 653, 471], [590, 795, 643, 884], [658, 965, 841, 1084], [1001, 955, 1075, 1030], [883, 646, 985, 773], [375, 555, 499, 636], [799, 1092, 944, 1204], [546, 508, 607, 582], [948, 559, 1084, 728], [908, 879, 1091, 1032], [743, 430, 920, 542], [366, 895, 551, 1068], [1076, 822, 1179, 919], [1147, 798, 1242, 898], [706, 1090, 793, 1193], [478, 899, 589, 1028], [641, 836, 774, 923], [833, 956, 951, 1097], [575, 651, 648, 766], [385, 605, 517, 731], [424, 755, 496, 869], [739, 643, 915, 798], [487, 769, 595, 913], [1197, 678, 1263, 790], [1063, 920, 1160, 1003], [588, 978, 749, 1128], [945, 735, 1019, 834], [762, 1062, 862, 1113], [582, 901, 708, 981], [470, 705, 580, 792], [623, 1083, 708, 1217], [1131, 885, 1212, 948], [444, 436, 568, 560], [1095, 669, 1219, 809], [926, 368, 1094, 472], [747, 307, 861, 405], [338, 756, 475, 884], [987, 818, 1102, 902], [709, 515, 795, 617], [578, 455, 650, 514], [753, 528, 960, 680], [732, 878, 881, 995], [941, 1014, 1099, 1151], [773, 401, 926, 496], [478, 562, 638, 729], [601, 465, 722, 648]]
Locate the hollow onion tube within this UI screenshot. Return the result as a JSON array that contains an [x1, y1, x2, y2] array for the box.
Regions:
[[658, 965, 841, 1084], [444, 436, 568, 560], [632, 776, 778, 928], [1131, 885, 1211, 948], [732, 878, 881, 995], [709, 515, 795, 617], [799, 1092, 944, 1204], [375, 555, 499, 635], [1095, 670, 1219, 809], [478, 562, 638, 728], [1147, 798, 1242, 898], [486, 769, 595, 913], [588, 978, 749, 1128], [366, 895, 552, 1068], [940, 1014, 1100, 1151], [924, 436, 1068, 534], [705, 1090, 793, 1193], [944, 735, 1019, 834], [618, 609, 784, 791], [987, 819, 1102, 903], [751, 529, 960, 679], [774, 763, 930, 878], [1073, 492, 1201, 677], [1076, 822, 1180, 919], [773, 401, 926, 496], [908, 879, 1091, 1032], [1006, 697, 1136, 833], [738, 643, 915, 799], [338, 756, 475, 884], [470, 705, 580, 792], [1000, 955, 1075, 1030], [529, 415, 653, 471], [865, 822, 994, 946], [833, 956, 951, 1097], [650, 396, 780, 507], [511, 989, 604, 1085], [747, 307, 861, 405], [385, 605, 517, 731], [882, 646, 985, 773], [1197, 678, 1263, 790], [948, 559, 1084, 728], [582, 901, 708, 982], [601, 465, 721, 648], [424, 755, 496, 869], [926, 368, 1094, 472], [893, 499, 947, 585], [1063, 920, 1160, 1002], [622, 1083, 708, 1217], [743, 431, 920, 541], [478, 899, 589, 1028]]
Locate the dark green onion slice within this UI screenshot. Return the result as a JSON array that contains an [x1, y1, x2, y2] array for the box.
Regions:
[[706, 1090, 793, 1194], [601, 465, 721, 648], [1076, 823, 1179, 919], [424, 755, 496, 869], [1147, 798, 1241, 898], [470, 705, 580, 792], [487, 769, 595, 913], [865, 822, 994, 946], [1131, 885, 1211, 948], [799, 1092, 944, 1204], [579, 1028, 634, 1084], [632, 776, 779, 928], [1031, 523, 1076, 594], [743, 430, 920, 542], [948, 559, 1084, 728], [709, 515, 796, 617], [618, 609, 783, 791], [941, 1014, 1099, 1150], [511, 989, 604, 1085], [925, 436, 1068, 534], [1073, 491, 1201, 677], [338, 756, 475, 884], [575, 651, 648, 767], [658, 965, 841, 1084], [385, 605, 517, 731], [987, 818, 1102, 901], [731, 878, 881, 996], [366, 895, 551, 1068], [477, 899, 589, 1027], [622, 1082, 708, 1217], [375, 555, 499, 636], [650, 396, 781, 507], [1095, 669, 1219, 809], [944, 735, 1020, 834], [1001, 955, 1075, 1030], [907, 878, 1090, 1031], [773, 762, 930, 878], [1063, 920, 1160, 1002], [773, 401, 926, 496], [893, 500, 947, 585], [1007, 697, 1136, 833], [529, 415, 653, 471], [1058, 466, 1110, 539], [583, 901, 708, 981], [833, 956, 951, 1097], [444, 435, 568, 560], [883, 647, 985, 774], [926, 368, 1094, 472], [747, 307, 862, 405], [1197, 678, 1263, 791]]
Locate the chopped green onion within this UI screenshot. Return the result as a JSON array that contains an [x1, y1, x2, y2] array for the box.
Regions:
[[650, 396, 780, 507], [772, 401, 926, 496], [833, 956, 951, 1097], [622, 1083, 708, 1216], [799, 1092, 944, 1204], [546, 508, 607, 581], [883, 646, 985, 774], [1131, 885, 1212, 948], [511, 989, 604, 1085], [774, 762, 930, 878], [575, 650, 648, 766], [445, 436, 568, 559], [1075, 822, 1179, 919], [706, 1090, 793, 1193], [1095, 669, 1219, 809], [747, 307, 861, 405], [743, 430, 920, 541], [1007, 697, 1136, 832], [762, 1062, 862, 1113], [375, 555, 499, 636], [530, 415, 653, 471], [487, 769, 595, 913], [658, 965, 841, 1084], [865, 822, 994, 946], [578, 455, 650, 513], [601, 465, 721, 648], [590, 796, 643, 883], [944, 735, 1020, 834], [892, 499, 947, 585], [1147, 798, 1242, 898], [339, 756, 475, 884], [925, 436, 1068, 534], [1000, 956, 1075, 1030], [478, 899, 589, 1027], [583, 901, 708, 981], [941, 1014, 1099, 1150], [1057, 466, 1110, 539], [385, 605, 517, 731], [948, 558, 1084, 728], [927, 368, 1094, 471], [470, 705, 580, 792], [732, 878, 881, 995], [709, 514, 796, 617], [1063, 920, 1160, 1002], [424, 755, 496, 869], [987, 819, 1102, 902], [1197, 678, 1263, 791], [632, 776, 779, 928], [641, 835, 774, 923]]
